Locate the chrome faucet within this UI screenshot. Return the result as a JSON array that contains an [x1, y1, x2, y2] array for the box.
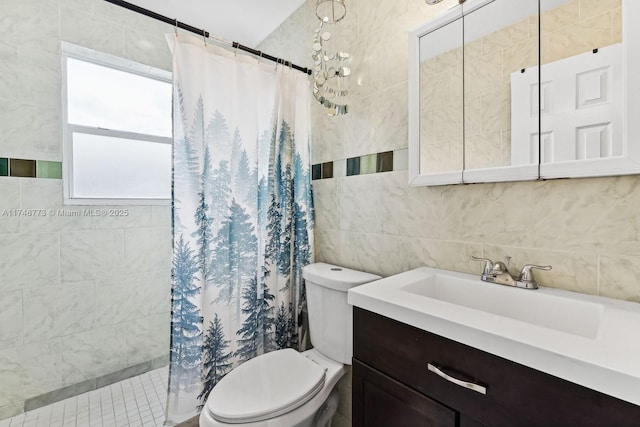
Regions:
[[470, 256, 551, 289]]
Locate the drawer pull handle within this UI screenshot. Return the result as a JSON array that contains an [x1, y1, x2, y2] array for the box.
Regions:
[[427, 363, 487, 395]]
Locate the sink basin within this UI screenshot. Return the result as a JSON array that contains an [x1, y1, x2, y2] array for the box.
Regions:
[[348, 267, 640, 406], [400, 270, 603, 338]]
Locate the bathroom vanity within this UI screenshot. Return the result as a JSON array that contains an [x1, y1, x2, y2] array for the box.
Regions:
[[348, 267, 640, 426], [352, 308, 640, 426]]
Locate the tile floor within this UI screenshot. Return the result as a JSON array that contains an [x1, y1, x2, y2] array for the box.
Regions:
[[0, 367, 168, 427]]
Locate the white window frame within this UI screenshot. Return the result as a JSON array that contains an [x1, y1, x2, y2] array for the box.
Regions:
[[61, 42, 172, 206]]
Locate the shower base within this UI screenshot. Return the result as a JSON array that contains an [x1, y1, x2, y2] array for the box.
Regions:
[[0, 366, 168, 427]]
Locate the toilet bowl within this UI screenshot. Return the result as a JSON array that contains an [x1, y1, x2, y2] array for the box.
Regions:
[[199, 263, 381, 427], [199, 349, 344, 427]]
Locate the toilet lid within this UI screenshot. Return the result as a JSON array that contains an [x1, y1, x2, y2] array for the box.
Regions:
[[206, 348, 326, 424]]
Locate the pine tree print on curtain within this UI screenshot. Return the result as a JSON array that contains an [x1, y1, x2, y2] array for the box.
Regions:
[[198, 313, 232, 408], [165, 34, 314, 424], [168, 235, 203, 409]]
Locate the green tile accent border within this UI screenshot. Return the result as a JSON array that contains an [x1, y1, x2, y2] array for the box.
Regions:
[[0, 157, 63, 179], [347, 157, 360, 176], [322, 162, 333, 179], [360, 154, 377, 174], [10, 159, 36, 178], [377, 151, 394, 173], [333, 159, 346, 178], [36, 161, 62, 179], [393, 148, 408, 171], [312, 148, 408, 180]]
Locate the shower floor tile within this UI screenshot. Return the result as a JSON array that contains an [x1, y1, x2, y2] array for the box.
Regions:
[[1, 367, 168, 427]]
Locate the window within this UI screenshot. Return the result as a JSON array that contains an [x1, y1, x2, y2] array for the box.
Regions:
[[62, 43, 172, 204]]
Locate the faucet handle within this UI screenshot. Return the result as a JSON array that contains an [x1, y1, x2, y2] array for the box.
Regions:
[[491, 261, 509, 275], [470, 256, 494, 275], [519, 264, 552, 283]]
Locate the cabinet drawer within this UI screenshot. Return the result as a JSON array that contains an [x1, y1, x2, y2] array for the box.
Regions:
[[353, 359, 458, 427], [353, 307, 640, 426]]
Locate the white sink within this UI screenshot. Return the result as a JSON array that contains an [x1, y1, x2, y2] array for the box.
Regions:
[[348, 267, 640, 406], [400, 270, 603, 338]]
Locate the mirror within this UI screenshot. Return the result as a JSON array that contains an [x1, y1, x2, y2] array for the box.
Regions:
[[538, 0, 634, 179], [418, 15, 463, 180], [462, 0, 539, 183], [409, 9, 464, 186], [409, 0, 639, 186]]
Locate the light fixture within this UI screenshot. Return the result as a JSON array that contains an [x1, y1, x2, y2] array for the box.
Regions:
[[315, 0, 346, 23], [312, 1, 351, 116]]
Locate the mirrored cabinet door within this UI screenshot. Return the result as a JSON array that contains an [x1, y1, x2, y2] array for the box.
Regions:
[[539, 0, 640, 179], [409, 0, 640, 187], [409, 8, 464, 186], [461, 0, 540, 183]]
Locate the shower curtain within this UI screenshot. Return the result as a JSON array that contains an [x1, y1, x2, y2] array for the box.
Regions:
[[165, 34, 314, 424]]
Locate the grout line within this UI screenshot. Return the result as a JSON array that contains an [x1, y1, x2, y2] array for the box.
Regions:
[[596, 253, 601, 296]]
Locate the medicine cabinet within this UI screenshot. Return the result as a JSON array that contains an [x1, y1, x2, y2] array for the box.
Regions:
[[408, 0, 639, 186]]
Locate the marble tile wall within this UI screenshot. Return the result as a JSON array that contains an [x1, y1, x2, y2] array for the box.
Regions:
[[0, 0, 173, 420], [259, 0, 640, 326]]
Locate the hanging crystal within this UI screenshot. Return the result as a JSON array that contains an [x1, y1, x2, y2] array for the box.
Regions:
[[315, 0, 346, 23], [312, 1, 350, 116]]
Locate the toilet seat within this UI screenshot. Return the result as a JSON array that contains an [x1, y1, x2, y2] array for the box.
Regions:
[[205, 348, 326, 424]]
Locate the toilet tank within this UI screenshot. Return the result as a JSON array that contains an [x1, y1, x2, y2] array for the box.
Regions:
[[302, 263, 381, 364]]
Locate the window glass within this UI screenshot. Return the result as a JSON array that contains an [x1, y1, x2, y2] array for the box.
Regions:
[[71, 132, 171, 199], [66, 58, 172, 137], [62, 45, 172, 204]]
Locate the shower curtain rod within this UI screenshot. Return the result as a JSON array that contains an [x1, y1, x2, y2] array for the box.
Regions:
[[104, 0, 312, 75]]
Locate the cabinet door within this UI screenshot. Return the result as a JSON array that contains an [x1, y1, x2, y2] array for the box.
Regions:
[[538, 0, 640, 179], [354, 308, 640, 427], [461, 0, 540, 183], [353, 359, 457, 427]]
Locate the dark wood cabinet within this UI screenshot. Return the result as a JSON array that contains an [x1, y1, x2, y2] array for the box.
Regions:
[[352, 307, 640, 427], [353, 359, 458, 427]]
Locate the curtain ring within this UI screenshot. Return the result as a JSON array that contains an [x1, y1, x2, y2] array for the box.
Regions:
[[174, 19, 178, 36], [202, 28, 207, 46]]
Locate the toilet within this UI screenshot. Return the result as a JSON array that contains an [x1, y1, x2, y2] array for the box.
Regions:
[[199, 263, 381, 427]]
